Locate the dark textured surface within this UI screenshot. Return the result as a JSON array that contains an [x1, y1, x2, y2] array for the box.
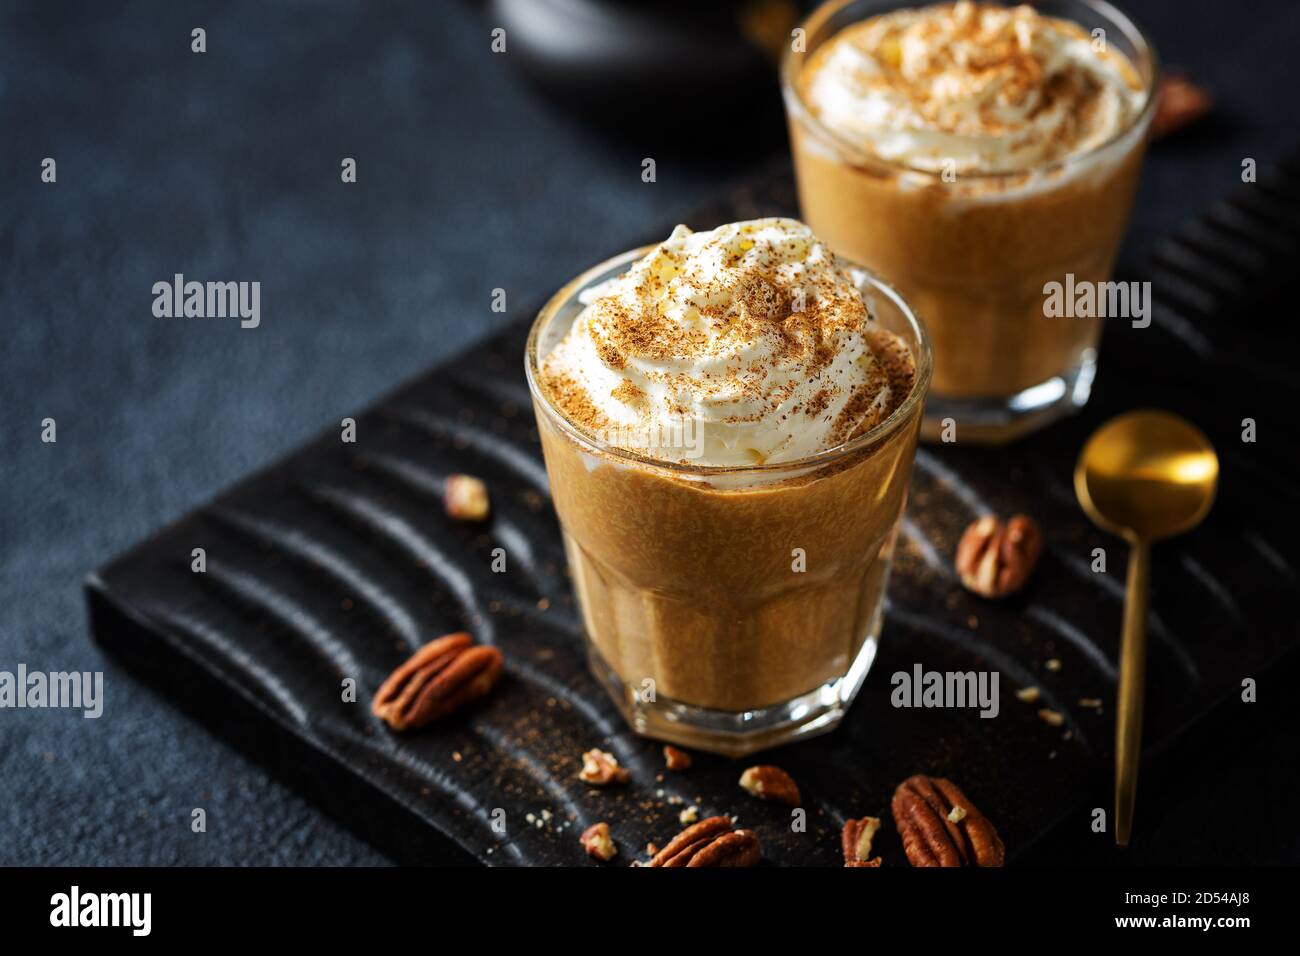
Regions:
[[4, 0, 1300, 865], [0, 0, 732, 867], [89, 153, 1299, 866]]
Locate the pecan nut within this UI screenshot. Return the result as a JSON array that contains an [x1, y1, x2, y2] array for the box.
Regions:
[[955, 514, 1042, 598], [841, 816, 883, 867], [580, 822, 618, 862], [648, 816, 761, 868], [892, 775, 1005, 867], [738, 765, 801, 807], [372, 632, 503, 731], [1152, 69, 1212, 140], [578, 748, 630, 786]]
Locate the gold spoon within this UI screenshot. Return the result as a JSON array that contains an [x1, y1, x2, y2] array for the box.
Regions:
[[1074, 410, 1218, 846]]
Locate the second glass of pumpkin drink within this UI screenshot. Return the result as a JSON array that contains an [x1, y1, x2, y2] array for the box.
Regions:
[[783, 0, 1158, 442], [526, 218, 930, 755]]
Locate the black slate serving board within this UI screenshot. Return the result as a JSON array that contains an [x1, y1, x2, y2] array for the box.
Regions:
[[88, 152, 1300, 866]]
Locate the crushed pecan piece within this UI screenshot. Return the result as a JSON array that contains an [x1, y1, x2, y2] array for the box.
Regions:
[[738, 765, 801, 807], [372, 632, 503, 731], [663, 745, 692, 771], [648, 816, 761, 868], [580, 822, 617, 862], [578, 748, 630, 786], [841, 816, 883, 867], [444, 473, 490, 521], [892, 775, 1005, 867], [1038, 708, 1065, 727], [955, 514, 1042, 598]]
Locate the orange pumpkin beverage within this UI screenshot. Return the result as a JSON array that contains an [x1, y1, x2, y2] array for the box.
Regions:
[[526, 219, 931, 755], [784, 0, 1157, 442]]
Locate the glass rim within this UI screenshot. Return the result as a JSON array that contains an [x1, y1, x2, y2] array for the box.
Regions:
[[780, 0, 1161, 182], [524, 242, 934, 478]]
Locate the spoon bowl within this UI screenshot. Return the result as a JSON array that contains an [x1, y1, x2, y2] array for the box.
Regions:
[[1076, 410, 1219, 541], [1074, 409, 1218, 846]]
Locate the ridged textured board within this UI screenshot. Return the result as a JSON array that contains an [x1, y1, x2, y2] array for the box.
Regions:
[[88, 151, 1300, 865]]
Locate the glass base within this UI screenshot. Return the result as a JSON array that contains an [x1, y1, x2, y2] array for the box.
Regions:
[[586, 634, 879, 758], [921, 350, 1096, 445]]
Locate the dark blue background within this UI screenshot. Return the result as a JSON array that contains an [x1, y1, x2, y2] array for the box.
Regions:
[[1, 0, 1297, 864]]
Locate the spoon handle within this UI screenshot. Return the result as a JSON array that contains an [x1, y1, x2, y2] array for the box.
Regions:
[[1115, 537, 1151, 846]]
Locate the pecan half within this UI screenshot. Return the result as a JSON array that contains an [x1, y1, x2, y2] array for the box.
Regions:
[[580, 822, 617, 862], [739, 765, 801, 807], [648, 816, 761, 868], [841, 816, 883, 867], [578, 748, 630, 786], [444, 473, 490, 522], [955, 514, 1042, 598], [892, 775, 1005, 868], [1152, 69, 1213, 140], [372, 632, 503, 731]]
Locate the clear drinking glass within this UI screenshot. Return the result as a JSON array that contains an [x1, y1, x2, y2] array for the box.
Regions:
[[525, 246, 932, 755], [782, 0, 1158, 443]]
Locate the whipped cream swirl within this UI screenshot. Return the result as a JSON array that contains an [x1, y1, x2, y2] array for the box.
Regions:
[[801, 1, 1145, 173], [540, 219, 910, 467]]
